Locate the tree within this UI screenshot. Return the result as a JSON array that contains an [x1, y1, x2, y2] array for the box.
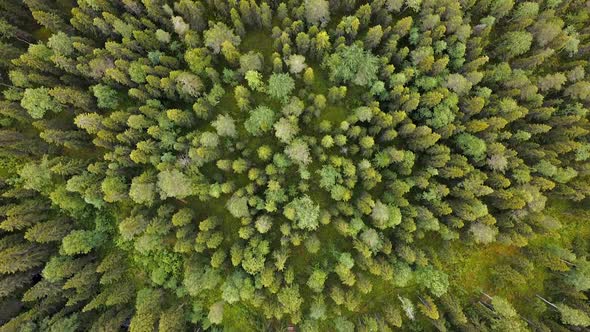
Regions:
[[308, 296, 327, 321], [557, 303, 590, 327], [371, 201, 389, 225], [204, 22, 241, 54], [399, 296, 415, 320], [255, 215, 272, 233], [360, 228, 382, 253], [365, 25, 383, 49], [284, 195, 320, 230], [415, 266, 449, 297], [62, 230, 102, 255], [159, 306, 185, 332], [221, 40, 240, 64], [282, 97, 305, 116], [286, 54, 307, 74], [285, 139, 312, 166], [200, 132, 219, 148], [444, 74, 472, 95], [277, 285, 303, 314], [566, 259, 590, 291], [538, 73, 567, 91], [185, 48, 211, 74], [18, 159, 53, 192], [25, 218, 72, 243], [129, 172, 157, 206], [176, 72, 204, 98], [565, 81, 590, 102], [393, 16, 413, 36], [336, 16, 360, 39], [491, 296, 517, 318], [92, 84, 119, 109], [226, 193, 250, 218], [307, 269, 327, 293], [172, 16, 189, 35], [101, 176, 127, 202], [47, 31, 73, 55], [324, 44, 379, 87], [499, 31, 533, 59], [222, 272, 244, 303], [31, 10, 70, 33], [469, 223, 497, 244], [417, 295, 439, 320], [359, 136, 375, 150], [212, 114, 237, 137], [455, 133, 487, 161], [490, 0, 515, 18], [305, 235, 321, 254], [245, 70, 265, 92], [318, 165, 341, 190], [171, 208, 193, 227], [274, 117, 299, 143], [155, 29, 171, 43], [157, 170, 193, 199], [267, 73, 295, 102], [303, 67, 315, 85], [21, 87, 62, 119], [208, 301, 224, 325], [371, 202, 402, 229], [239, 51, 263, 73], [304, 0, 330, 26], [244, 106, 277, 136], [257, 145, 273, 160]]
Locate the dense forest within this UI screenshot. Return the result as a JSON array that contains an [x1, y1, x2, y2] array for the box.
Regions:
[[0, 0, 589, 330]]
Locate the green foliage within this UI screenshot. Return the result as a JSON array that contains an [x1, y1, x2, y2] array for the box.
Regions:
[[284, 196, 320, 230], [47, 31, 73, 55], [415, 266, 449, 297], [157, 170, 192, 199], [277, 285, 303, 314], [212, 114, 237, 138], [61, 230, 102, 255], [566, 259, 590, 291], [455, 133, 487, 161], [92, 84, 119, 109], [324, 44, 379, 86], [557, 303, 590, 327], [267, 73, 295, 102], [226, 194, 250, 218], [274, 117, 300, 143], [18, 159, 52, 192], [101, 176, 127, 202], [1, 1, 590, 331], [492, 296, 517, 318], [185, 48, 211, 74], [304, 0, 330, 26], [285, 139, 311, 166], [245, 70, 264, 92], [500, 31, 533, 59], [307, 268, 327, 293], [286, 55, 307, 74], [244, 106, 276, 136], [21, 87, 62, 119], [204, 22, 241, 54], [130, 172, 157, 206]]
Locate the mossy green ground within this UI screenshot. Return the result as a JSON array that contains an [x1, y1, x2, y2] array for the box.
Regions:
[[442, 198, 590, 319]]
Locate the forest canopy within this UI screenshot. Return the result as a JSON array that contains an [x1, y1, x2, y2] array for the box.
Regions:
[[0, 0, 590, 331]]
